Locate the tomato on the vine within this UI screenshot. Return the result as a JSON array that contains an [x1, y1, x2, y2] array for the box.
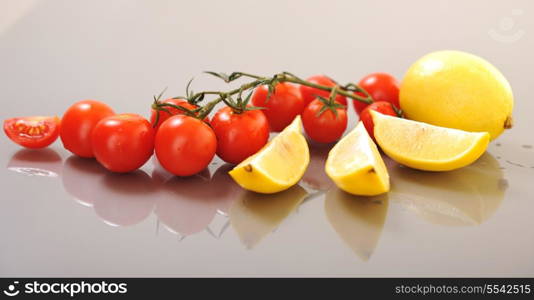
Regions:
[[353, 73, 400, 114], [210, 107, 269, 164], [299, 75, 347, 106], [302, 99, 348, 143], [359, 101, 398, 141], [155, 115, 217, 176], [150, 98, 206, 130], [60, 100, 115, 157], [91, 114, 155, 173], [251, 83, 305, 132], [4, 116, 61, 149]]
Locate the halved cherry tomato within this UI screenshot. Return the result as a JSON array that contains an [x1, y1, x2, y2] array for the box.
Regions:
[[91, 114, 155, 173], [302, 99, 347, 143], [359, 101, 398, 141], [210, 107, 270, 164], [251, 83, 305, 132], [155, 115, 217, 176], [4, 116, 61, 149], [353, 73, 400, 114], [150, 98, 207, 130], [299, 75, 347, 106], [60, 100, 115, 157]]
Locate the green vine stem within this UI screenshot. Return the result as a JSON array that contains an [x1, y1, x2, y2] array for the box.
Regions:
[[153, 72, 374, 121]]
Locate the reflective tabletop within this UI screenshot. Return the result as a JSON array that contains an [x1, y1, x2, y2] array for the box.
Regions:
[[1, 0, 533, 277]]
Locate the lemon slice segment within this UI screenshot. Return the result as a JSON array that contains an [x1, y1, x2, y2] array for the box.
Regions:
[[325, 122, 390, 196], [229, 116, 310, 194], [371, 110, 490, 171]]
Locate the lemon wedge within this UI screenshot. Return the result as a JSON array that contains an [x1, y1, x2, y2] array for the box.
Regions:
[[229, 116, 310, 194], [371, 110, 490, 171], [325, 122, 390, 196]]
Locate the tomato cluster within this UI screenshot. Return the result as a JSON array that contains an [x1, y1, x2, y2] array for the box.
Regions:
[[3, 71, 401, 176]]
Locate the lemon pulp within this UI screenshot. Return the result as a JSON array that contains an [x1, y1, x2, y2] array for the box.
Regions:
[[229, 116, 309, 194], [371, 110, 490, 171], [325, 122, 390, 196]]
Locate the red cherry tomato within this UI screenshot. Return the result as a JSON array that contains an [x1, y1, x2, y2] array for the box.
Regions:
[[150, 98, 206, 130], [251, 83, 305, 132], [60, 100, 115, 157], [4, 116, 60, 149], [353, 73, 400, 114], [359, 101, 398, 141], [302, 99, 348, 143], [210, 107, 270, 164], [91, 114, 155, 173], [155, 115, 217, 176], [299, 75, 347, 106]]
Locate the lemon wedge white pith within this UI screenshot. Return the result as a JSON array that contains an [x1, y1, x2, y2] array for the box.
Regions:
[[371, 110, 490, 171], [325, 122, 390, 196], [229, 116, 309, 194]]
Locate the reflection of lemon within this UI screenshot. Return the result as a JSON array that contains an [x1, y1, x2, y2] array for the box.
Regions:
[[388, 152, 506, 226], [229, 116, 309, 194], [400, 50, 513, 140], [325, 122, 389, 196], [325, 189, 388, 261], [372, 111, 490, 171], [229, 185, 308, 248]]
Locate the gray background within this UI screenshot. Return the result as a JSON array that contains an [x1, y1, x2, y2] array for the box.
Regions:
[[0, 0, 533, 277]]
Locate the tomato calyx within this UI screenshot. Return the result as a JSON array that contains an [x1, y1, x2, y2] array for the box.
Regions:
[[151, 87, 202, 128], [219, 90, 265, 114], [315, 86, 346, 118]]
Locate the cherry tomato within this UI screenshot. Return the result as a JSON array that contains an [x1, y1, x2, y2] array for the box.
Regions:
[[353, 73, 400, 114], [210, 107, 269, 164], [302, 99, 348, 143], [91, 114, 155, 173], [150, 98, 206, 130], [299, 75, 347, 106], [155, 115, 217, 176], [4, 116, 60, 149], [60, 100, 115, 157], [359, 101, 398, 141], [251, 83, 305, 132]]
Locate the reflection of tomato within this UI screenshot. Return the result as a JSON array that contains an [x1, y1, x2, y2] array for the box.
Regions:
[[299, 75, 347, 106], [150, 98, 204, 130], [60, 100, 115, 157], [61, 156, 107, 207], [251, 83, 305, 132], [156, 171, 218, 236], [155, 115, 216, 176], [359, 101, 397, 141], [93, 170, 156, 226], [210, 107, 269, 164], [7, 148, 63, 177], [91, 114, 154, 173], [4, 116, 60, 149], [302, 99, 347, 143], [301, 144, 334, 191], [353, 73, 400, 114], [210, 163, 243, 214]]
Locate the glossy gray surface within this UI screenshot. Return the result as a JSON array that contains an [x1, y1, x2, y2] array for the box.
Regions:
[[1, 0, 533, 277]]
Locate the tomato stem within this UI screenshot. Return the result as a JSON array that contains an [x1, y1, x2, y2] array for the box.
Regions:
[[156, 72, 374, 121]]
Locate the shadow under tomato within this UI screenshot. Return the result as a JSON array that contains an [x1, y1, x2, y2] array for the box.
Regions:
[[388, 152, 506, 226], [93, 169, 156, 227], [229, 185, 309, 249], [7, 148, 62, 177], [325, 188, 389, 261]]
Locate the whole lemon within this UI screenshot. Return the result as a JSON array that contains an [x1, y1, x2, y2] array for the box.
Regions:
[[399, 50, 513, 140]]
